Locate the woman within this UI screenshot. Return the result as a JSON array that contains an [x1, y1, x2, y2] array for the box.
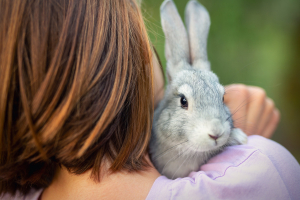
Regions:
[[0, 0, 298, 199]]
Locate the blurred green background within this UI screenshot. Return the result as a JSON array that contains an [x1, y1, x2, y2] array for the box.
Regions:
[[141, 0, 300, 162]]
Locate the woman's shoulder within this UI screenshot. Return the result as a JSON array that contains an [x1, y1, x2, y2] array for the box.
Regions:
[[146, 135, 300, 200]]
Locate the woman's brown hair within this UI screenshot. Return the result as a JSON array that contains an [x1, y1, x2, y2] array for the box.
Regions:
[[0, 0, 154, 195]]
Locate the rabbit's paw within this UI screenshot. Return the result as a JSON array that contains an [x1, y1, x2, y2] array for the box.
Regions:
[[230, 128, 248, 145]]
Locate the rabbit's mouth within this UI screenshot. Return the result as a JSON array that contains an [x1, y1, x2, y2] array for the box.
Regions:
[[209, 132, 224, 146], [187, 120, 231, 151]]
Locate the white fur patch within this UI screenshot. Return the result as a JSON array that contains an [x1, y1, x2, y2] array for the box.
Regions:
[[178, 84, 193, 98], [187, 119, 231, 152]]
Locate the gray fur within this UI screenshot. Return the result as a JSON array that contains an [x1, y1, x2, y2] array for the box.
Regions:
[[149, 0, 247, 179], [185, 0, 211, 71], [161, 0, 190, 80]]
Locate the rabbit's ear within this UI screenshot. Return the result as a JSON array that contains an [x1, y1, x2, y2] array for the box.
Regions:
[[161, 0, 190, 77], [185, 0, 211, 71]]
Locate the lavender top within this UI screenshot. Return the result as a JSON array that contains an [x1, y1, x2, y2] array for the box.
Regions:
[[3, 136, 300, 200], [146, 135, 300, 199]]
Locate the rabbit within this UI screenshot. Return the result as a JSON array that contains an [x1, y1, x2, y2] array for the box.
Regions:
[[149, 0, 248, 179]]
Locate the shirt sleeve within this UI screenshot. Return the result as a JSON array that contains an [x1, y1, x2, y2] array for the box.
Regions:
[[146, 135, 300, 200]]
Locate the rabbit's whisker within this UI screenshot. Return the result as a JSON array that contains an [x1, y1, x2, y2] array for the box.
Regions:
[[227, 97, 254, 121], [233, 115, 247, 124], [155, 120, 169, 127], [153, 140, 189, 159], [165, 133, 173, 139], [161, 145, 191, 175], [226, 114, 247, 124], [232, 115, 247, 122], [231, 99, 251, 116], [171, 145, 196, 179]]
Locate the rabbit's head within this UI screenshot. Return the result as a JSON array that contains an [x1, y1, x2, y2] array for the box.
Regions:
[[153, 0, 234, 153]]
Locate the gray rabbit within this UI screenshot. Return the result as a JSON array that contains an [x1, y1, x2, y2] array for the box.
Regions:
[[149, 0, 248, 179]]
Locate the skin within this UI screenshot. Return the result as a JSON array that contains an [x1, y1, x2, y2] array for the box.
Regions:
[[41, 56, 280, 200], [153, 54, 165, 109], [224, 84, 280, 139], [42, 155, 160, 200]]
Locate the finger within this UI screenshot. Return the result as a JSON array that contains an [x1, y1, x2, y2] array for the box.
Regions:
[[244, 86, 266, 135], [256, 97, 275, 136], [224, 84, 249, 131], [262, 109, 280, 138]]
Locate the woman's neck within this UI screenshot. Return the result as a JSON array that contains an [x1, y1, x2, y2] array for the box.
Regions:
[[41, 155, 160, 200]]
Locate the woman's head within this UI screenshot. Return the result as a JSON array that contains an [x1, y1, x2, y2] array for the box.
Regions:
[[0, 0, 154, 195]]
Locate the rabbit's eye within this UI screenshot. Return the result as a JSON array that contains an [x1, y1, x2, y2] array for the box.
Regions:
[[180, 96, 188, 109]]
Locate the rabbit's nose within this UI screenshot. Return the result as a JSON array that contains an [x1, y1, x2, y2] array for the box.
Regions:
[[208, 134, 219, 141]]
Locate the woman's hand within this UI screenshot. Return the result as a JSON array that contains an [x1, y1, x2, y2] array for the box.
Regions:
[[224, 84, 280, 138]]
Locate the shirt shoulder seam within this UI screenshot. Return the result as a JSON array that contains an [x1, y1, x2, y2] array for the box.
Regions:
[[212, 149, 260, 180]]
